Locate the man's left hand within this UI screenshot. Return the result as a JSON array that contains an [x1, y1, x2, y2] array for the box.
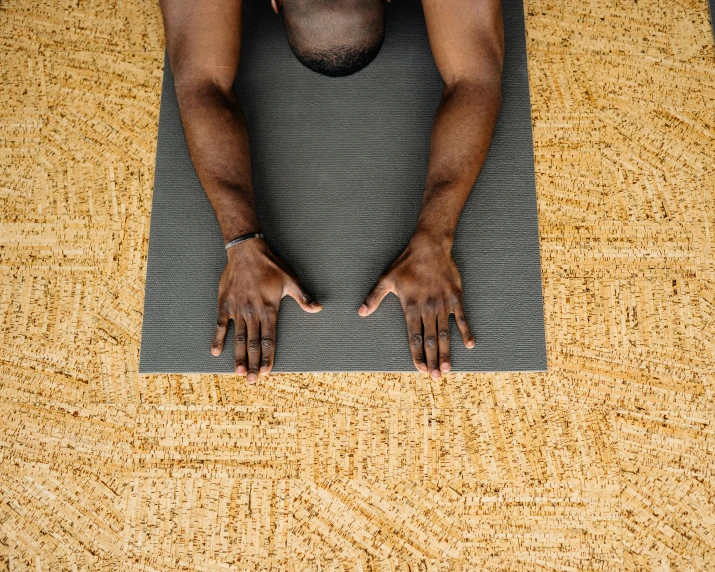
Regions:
[[358, 233, 475, 377]]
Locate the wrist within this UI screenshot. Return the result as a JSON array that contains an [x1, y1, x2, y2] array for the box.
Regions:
[[410, 226, 454, 252], [224, 231, 264, 250], [226, 235, 266, 261]]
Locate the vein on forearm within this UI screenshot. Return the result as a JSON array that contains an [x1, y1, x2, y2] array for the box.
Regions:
[[416, 78, 502, 240], [175, 80, 260, 240]]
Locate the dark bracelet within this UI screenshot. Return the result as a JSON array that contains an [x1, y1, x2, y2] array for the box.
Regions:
[[224, 232, 264, 251]]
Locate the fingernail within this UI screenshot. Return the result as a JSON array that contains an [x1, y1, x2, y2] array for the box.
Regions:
[[467, 340, 475, 348], [236, 365, 246, 375], [358, 304, 368, 316], [441, 362, 451, 372], [247, 373, 257, 384], [431, 369, 441, 379], [418, 363, 428, 372]]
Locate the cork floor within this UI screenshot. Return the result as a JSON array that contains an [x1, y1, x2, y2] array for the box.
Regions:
[[1, 0, 714, 569]]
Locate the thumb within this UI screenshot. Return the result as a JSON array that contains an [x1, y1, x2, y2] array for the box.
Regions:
[[285, 280, 322, 313], [358, 277, 391, 317]]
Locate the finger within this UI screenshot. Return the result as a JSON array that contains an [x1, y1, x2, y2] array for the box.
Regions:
[[234, 315, 247, 375], [358, 277, 391, 316], [421, 310, 440, 379], [212, 311, 229, 356], [245, 305, 261, 384], [404, 306, 427, 373], [285, 280, 322, 313], [437, 312, 451, 372], [259, 306, 277, 374], [453, 303, 475, 348]]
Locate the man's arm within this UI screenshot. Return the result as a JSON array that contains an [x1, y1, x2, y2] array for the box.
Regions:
[[161, 0, 321, 383], [359, 0, 504, 378], [416, 0, 504, 239]]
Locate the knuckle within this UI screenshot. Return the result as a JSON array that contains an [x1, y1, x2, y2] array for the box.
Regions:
[[260, 357, 272, 367], [424, 298, 437, 312], [428, 360, 438, 370], [261, 305, 277, 319], [410, 333, 423, 347], [440, 353, 450, 361], [424, 335, 437, 348], [406, 303, 420, 316], [248, 338, 261, 351], [458, 315, 468, 325], [438, 329, 449, 341], [301, 292, 312, 304], [245, 302, 255, 317], [365, 291, 379, 305], [235, 333, 246, 344], [260, 337, 274, 350]]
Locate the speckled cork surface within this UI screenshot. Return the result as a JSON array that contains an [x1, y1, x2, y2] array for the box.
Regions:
[[1, 0, 715, 569], [140, 0, 547, 374]]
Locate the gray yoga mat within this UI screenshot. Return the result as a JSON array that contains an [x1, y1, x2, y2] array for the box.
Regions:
[[139, 0, 546, 373]]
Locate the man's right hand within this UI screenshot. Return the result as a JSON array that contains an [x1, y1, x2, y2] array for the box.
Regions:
[[211, 238, 322, 383]]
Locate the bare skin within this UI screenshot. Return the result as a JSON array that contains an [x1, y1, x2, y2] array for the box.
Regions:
[[160, 0, 322, 385], [359, 0, 504, 378], [160, 0, 503, 382]]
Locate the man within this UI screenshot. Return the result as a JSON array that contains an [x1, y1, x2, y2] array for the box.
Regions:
[[160, 0, 504, 383]]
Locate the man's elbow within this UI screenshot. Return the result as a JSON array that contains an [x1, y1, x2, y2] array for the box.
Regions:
[[442, 43, 504, 108], [173, 69, 236, 110], [444, 69, 503, 112]]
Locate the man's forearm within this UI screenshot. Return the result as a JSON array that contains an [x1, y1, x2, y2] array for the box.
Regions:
[[414, 78, 502, 245], [175, 81, 260, 243]]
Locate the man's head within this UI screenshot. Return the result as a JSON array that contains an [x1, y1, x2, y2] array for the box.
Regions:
[[271, 0, 387, 78]]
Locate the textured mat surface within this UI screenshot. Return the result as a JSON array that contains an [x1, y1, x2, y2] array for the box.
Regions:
[[4, 0, 715, 567], [140, 0, 546, 373]]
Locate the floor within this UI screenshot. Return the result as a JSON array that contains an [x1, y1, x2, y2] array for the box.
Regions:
[[0, 0, 714, 570]]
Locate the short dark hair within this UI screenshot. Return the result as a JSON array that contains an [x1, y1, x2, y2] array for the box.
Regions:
[[288, 38, 384, 78], [282, 0, 386, 78]]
